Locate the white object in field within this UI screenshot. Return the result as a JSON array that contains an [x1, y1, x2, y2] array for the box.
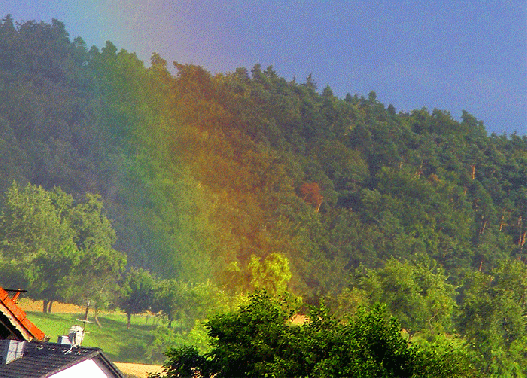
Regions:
[[68, 325, 84, 346]]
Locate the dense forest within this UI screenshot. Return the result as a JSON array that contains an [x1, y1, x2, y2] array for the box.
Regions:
[[0, 16, 526, 375]]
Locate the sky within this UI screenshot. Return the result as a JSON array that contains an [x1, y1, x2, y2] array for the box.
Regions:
[[1, 0, 526, 135]]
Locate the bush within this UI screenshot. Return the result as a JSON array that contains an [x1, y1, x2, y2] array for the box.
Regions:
[[154, 291, 479, 377]]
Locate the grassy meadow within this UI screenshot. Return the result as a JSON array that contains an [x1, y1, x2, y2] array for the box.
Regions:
[[20, 300, 160, 363]]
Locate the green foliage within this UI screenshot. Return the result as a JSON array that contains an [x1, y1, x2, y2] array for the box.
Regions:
[[146, 283, 244, 364], [205, 292, 299, 377], [152, 346, 210, 378], [156, 292, 477, 377], [248, 253, 292, 295], [355, 256, 456, 334], [457, 259, 527, 376], [151, 279, 234, 332], [1, 16, 526, 372], [145, 324, 209, 365], [1, 16, 525, 292], [0, 182, 74, 264], [0, 182, 125, 309], [119, 268, 155, 328], [29, 242, 82, 304]]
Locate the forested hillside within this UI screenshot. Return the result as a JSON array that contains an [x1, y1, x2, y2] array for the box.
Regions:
[[1, 17, 526, 374]]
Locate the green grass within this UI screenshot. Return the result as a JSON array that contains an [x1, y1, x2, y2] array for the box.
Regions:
[[27, 311, 160, 363]]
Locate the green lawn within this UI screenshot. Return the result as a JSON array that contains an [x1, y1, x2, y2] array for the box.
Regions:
[[27, 311, 159, 363]]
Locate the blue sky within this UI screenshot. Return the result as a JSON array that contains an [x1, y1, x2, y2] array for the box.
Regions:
[[1, 0, 525, 135]]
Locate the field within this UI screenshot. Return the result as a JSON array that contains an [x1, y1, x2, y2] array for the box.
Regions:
[[114, 362, 163, 378], [19, 299, 163, 378]]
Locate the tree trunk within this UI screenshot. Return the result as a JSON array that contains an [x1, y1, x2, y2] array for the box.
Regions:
[[127, 312, 131, 329], [519, 231, 526, 248], [47, 301, 53, 313], [42, 300, 49, 313], [83, 301, 90, 321], [94, 306, 102, 328]]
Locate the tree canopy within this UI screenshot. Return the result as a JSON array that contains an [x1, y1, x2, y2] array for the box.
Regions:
[[153, 292, 478, 378], [0, 16, 526, 373]]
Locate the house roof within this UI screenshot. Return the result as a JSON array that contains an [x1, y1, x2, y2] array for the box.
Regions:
[[0, 288, 45, 342], [0, 287, 123, 377], [0, 341, 124, 378]]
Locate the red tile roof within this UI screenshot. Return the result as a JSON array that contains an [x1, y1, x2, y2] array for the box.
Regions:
[[0, 288, 45, 342]]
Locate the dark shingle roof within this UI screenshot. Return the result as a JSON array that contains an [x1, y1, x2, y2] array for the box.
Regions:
[[0, 341, 124, 378]]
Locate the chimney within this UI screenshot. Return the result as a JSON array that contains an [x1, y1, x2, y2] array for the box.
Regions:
[[0, 340, 26, 364], [67, 325, 84, 346]]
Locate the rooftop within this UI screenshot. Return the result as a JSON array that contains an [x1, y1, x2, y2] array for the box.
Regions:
[[0, 340, 124, 378], [0, 288, 45, 342]]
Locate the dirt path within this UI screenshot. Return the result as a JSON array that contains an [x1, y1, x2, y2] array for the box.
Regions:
[[114, 362, 163, 378], [18, 298, 85, 313], [19, 298, 126, 315]]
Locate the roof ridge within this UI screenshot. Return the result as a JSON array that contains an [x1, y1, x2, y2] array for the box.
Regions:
[[0, 287, 46, 341]]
